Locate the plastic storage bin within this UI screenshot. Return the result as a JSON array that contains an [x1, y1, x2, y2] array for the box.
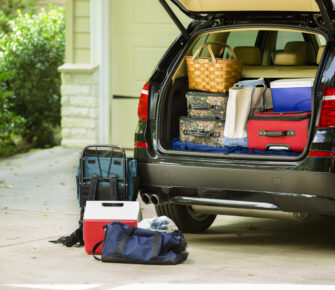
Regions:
[[270, 78, 314, 112]]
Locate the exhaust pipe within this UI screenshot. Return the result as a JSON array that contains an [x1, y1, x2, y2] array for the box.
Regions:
[[150, 194, 160, 205], [141, 193, 151, 205]]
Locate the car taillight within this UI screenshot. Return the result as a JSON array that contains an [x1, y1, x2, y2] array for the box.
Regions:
[[308, 150, 335, 157], [318, 86, 335, 128], [137, 82, 149, 121], [135, 142, 148, 148]]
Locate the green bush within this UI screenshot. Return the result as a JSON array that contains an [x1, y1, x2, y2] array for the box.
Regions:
[[0, 0, 35, 35], [0, 8, 65, 149], [0, 72, 25, 156]]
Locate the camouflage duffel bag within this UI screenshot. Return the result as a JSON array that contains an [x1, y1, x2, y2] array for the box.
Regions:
[[186, 91, 228, 120], [179, 117, 225, 147]]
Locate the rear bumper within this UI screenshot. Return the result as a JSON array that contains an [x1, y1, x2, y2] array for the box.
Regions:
[[138, 160, 335, 216]]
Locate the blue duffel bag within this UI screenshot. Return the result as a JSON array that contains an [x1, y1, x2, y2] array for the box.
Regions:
[[92, 222, 188, 265]]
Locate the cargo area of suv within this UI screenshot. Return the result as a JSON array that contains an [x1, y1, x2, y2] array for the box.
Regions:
[[157, 28, 326, 159], [134, 0, 335, 233]]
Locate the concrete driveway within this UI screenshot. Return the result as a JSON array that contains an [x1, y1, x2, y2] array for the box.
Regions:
[[1, 147, 335, 289]]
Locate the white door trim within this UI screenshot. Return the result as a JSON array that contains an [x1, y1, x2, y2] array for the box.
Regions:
[[90, 0, 110, 144]]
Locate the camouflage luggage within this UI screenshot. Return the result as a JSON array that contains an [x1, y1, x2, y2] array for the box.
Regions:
[[186, 91, 228, 119], [179, 117, 225, 147]]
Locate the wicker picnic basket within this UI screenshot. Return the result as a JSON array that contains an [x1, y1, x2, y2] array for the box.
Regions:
[[186, 41, 243, 93]]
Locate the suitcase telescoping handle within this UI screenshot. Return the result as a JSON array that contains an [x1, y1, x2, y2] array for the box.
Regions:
[[183, 129, 221, 138], [259, 130, 296, 137]]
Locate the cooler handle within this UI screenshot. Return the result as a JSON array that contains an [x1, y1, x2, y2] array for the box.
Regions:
[[102, 202, 124, 207]]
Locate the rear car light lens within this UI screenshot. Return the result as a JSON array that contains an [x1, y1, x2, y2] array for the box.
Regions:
[[138, 82, 149, 121], [308, 150, 335, 157], [318, 86, 335, 128], [135, 141, 148, 148]]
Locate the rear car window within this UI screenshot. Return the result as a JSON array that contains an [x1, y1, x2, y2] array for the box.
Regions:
[[224, 30, 258, 58], [276, 31, 304, 50], [225, 30, 258, 49]]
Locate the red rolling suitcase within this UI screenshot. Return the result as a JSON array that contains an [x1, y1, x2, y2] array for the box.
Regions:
[[247, 111, 311, 152]]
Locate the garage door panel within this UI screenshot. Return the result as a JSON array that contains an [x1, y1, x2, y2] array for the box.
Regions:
[[110, 0, 190, 147], [111, 99, 139, 149]]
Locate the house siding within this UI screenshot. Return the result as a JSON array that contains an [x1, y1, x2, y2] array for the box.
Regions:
[[60, 0, 96, 147], [73, 0, 90, 64], [65, 0, 91, 64], [35, 0, 65, 11], [109, 0, 190, 148]]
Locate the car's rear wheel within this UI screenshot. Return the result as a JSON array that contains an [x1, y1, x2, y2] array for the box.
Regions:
[[155, 203, 216, 233]]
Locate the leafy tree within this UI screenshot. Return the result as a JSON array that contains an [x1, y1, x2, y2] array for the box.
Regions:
[[0, 72, 24, 156], [0, 0, 35, 35], [0, 8, 65, 148]]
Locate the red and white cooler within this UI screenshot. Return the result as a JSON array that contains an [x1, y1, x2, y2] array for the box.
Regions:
[[83, 201, 142, 254]]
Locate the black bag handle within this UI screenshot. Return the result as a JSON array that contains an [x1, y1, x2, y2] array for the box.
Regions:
[[115, 226, 135, 258], [87, 176, 98, 201], [109, 176, 119, 200], [92, 240, 104, 261], [152, 231, 161, 260]]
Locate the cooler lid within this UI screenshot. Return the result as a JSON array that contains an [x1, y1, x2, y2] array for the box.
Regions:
[[270, 78, 315, 88], [83, 201, 141, 220]]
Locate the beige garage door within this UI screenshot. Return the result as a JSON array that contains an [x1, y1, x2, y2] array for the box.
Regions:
[[109, 0, 190, 148]]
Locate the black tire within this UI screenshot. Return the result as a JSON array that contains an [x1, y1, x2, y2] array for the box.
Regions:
[[155, 203, 216, 233]]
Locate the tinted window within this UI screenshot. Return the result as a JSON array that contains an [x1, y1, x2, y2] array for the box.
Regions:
[[224, 30, 258, 58], [276, 31, 304, 50], [226, 30, 258, 49], [192, 34, 209, 55], [227, 30, 258, 49]]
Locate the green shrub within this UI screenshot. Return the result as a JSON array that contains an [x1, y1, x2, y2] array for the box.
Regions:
[[0, 8, 65, 148], [0, 72, 25, 156], [0, 0, 35, 35]]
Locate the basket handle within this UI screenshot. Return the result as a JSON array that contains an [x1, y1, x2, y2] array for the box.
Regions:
[[191, 41, 238, 63]]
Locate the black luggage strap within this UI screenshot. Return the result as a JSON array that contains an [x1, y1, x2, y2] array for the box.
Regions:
[[92, 240, 104, 261], [109, 175, 119, 200], [87, 176, 98, 201], [49, 227, 84, 247], [115, 226, 135, 259], [152, 231, 161, 260]]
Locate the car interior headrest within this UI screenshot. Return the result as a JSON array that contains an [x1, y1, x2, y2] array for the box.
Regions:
[[284, 41, 316, 64], [234, 46, 261, 65], [273, 52, 306, 65]]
